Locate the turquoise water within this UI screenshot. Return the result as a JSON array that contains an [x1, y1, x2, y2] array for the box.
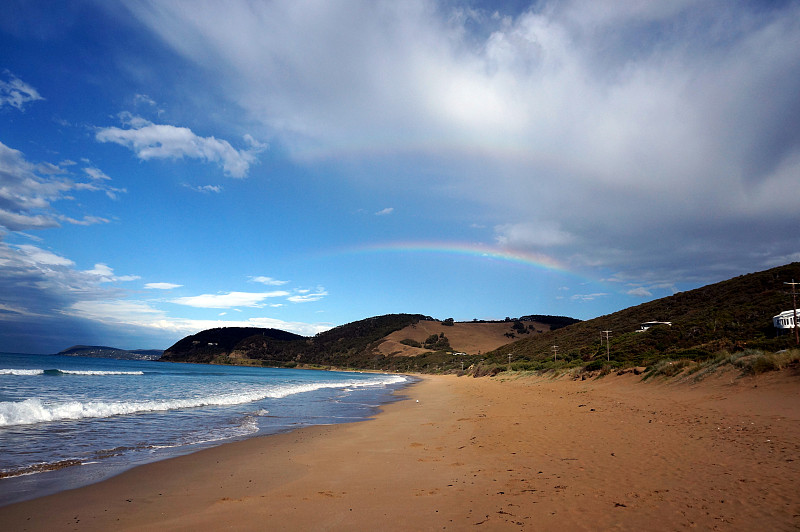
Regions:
[[0, 353, 411, 506]]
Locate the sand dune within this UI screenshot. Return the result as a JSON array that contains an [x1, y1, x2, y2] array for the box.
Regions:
[[2, 368, 798, 530]]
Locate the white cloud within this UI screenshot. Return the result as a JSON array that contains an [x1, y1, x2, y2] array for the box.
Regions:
[[66, 299, 332, 337], [375, 207, 394, 216], [764, 252, 800, 267], [494, 222, 574, 249], [37, 162, 66, 175], [251, 276, 289, 286], [1, 233, 328, 342], [83, 263, 140, 283], [288, 288, 328, 303], [182, 183, 223, 193], [57, 214, 111, 226], [118, 1, 800, 286], [145, 282, 183, 290], [84, 167, 111, 180], [133, 93, 157, 107], [72, 179, 126, 201], [570, 293, 609, 302], [626, 287, 652, 298], [0, 71, 43, 110], [0, 210, 57, 231], [1, 143, 71, 231], [0, 302, 45, 320], [0, 141, 117, 231], [171, 290, 290, 308], [15, 244, 74, 266], [0, 241, 135, 325], [69, 300, 164, 321], [95, 115, 264, 178], [84, 263, 114, 278]]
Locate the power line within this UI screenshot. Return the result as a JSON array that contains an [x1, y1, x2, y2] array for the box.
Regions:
[[785, 280, 800, 345], [602, 330, 612, 361]]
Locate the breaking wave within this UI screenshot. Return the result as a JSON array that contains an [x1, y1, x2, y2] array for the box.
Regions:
[[51, 369, 145, 376], [1, 368, 144, 376], [1, 369, 44, 376], [0, 374, 406, 427]]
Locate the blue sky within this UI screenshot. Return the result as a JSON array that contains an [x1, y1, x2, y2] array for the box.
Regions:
[[1, 0, 799, 353]]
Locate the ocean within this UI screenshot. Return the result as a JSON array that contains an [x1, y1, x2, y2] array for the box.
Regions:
[[0, 352, 412, 506]]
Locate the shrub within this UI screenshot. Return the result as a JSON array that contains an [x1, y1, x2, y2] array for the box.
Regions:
[[733, 349, 799, 375], [400, 339, 422, 348], [471, 364, 505, 377], [643, 359, 692, 380], [512, 320, 528, 334], [670, 348, 714, 361], [511, 361, 543, 371], [423, 333, 451, 351], [748, 356, 778, 374], [583, 358, 612, 372]]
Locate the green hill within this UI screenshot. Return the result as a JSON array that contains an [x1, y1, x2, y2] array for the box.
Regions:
[[484, 262, 800, 372], [159, 263, 800, 374], [161, 315, 434, 367], [160, 327, 306, 364]]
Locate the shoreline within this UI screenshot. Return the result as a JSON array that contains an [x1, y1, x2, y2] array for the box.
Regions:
[[0, 369, 415, 508], [2, 370, 798, 530]]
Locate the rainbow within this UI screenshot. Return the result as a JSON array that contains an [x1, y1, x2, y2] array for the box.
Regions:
[[339, 241, 567, 273]]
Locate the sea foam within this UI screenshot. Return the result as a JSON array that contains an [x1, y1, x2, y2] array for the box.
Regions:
[[0, 368, 45, 376], [0, 368, 144, 376], [54, 369, 145, 376], [0, 374, 407, 427]]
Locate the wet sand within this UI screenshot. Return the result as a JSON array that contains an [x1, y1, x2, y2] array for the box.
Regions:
[[2, 369, 799, 530]]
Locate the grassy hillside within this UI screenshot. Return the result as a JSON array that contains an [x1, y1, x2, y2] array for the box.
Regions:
[[161, 327, 305, 364], [234, 313, 433, 368], [160, 314, 566, 371], [159, 263, 800, 376], [162, 314, 435, 367], [483, 262, 800, 372], [378, 320, 551, 357]]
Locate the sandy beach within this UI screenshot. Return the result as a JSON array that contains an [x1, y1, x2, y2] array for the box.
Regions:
[[2, 369, 799, 531]]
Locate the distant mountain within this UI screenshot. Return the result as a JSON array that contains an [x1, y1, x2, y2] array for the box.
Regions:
[[160, 327, 305, 364], [160, 317, 433, 365], [57, 345, 163, 361], [157, 262, 800, 374], [160, 314, 570, 371]]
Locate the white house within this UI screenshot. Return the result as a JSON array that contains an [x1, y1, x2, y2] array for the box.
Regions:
[[635, 321, 672, 332], [773, 310, 797, 329]]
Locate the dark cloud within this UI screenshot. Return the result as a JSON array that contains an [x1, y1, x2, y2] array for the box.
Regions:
[[117, 1, 800, 292]]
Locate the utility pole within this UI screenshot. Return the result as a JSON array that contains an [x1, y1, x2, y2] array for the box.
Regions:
[[602, 330, 612, 361], [508, 353, 513, 371], [786, 280, 800, 345], [552, 345, 559, 362]]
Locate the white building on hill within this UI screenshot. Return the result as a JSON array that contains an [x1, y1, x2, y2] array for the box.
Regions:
[[773, 310, 797, 329], [635, 321, 672, 332]]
